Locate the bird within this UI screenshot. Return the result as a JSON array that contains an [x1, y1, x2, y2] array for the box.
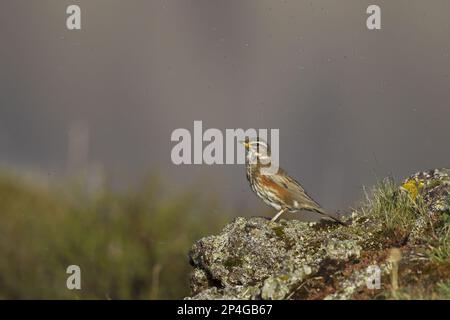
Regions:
[[241, 138, 346, 225]]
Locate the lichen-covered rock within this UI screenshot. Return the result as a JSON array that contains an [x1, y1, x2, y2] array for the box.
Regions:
[[401, 168, 450, 214], [187, 168, 450, 300]]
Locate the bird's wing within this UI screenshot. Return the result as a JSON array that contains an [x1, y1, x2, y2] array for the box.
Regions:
[[260, 169, 346, 224], [263, 168, 324, 212], [279, 170, 348, 224]]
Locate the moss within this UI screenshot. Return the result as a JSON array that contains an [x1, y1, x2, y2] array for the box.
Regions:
[[271, 225, 297, 250], [426, 179, 442, 190], [272, 226, 286, 239], [223, 256, 243, 269]]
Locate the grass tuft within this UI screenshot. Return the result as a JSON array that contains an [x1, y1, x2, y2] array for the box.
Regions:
[[360, 177, 427, 243]]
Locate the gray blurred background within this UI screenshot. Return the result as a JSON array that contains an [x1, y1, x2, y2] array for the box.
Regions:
[[1, 0, 449, 216]]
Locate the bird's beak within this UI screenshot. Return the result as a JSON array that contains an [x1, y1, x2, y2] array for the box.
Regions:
[[239, 140, 249, 148]]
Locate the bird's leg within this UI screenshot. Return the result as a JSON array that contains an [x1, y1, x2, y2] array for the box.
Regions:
[[271, 208, 287, 222]]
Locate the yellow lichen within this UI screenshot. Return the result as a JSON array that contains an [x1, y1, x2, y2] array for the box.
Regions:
[[401, 179, 424, 201]]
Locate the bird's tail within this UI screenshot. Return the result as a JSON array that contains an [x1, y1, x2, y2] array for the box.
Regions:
[[314, 208, 348, 226]]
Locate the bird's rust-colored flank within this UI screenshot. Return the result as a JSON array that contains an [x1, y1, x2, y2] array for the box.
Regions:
[[259, 175, 290, 202]]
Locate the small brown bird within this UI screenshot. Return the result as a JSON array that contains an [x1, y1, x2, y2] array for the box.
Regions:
[[242, 138, 345, 224]]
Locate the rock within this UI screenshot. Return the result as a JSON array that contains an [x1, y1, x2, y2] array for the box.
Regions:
[[187, 169, 450, 300]]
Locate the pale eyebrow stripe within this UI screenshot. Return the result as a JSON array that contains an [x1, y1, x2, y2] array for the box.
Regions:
[[249, 141, 268, 148]]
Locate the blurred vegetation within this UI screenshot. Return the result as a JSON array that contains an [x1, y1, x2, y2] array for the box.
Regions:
[[0, 171, 230, 299]]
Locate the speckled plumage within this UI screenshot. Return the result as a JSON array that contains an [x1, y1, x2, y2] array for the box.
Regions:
[[244, 139, 344, 224]]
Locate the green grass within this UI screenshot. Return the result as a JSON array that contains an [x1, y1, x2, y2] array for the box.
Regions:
[[360, 177, 429, 243], [357, 175, 449, 300], [437, 279, 450, 299], [427, 214, 450, 265]]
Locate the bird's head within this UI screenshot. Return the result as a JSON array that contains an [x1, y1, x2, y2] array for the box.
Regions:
[[240, 138, 271, 164]]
